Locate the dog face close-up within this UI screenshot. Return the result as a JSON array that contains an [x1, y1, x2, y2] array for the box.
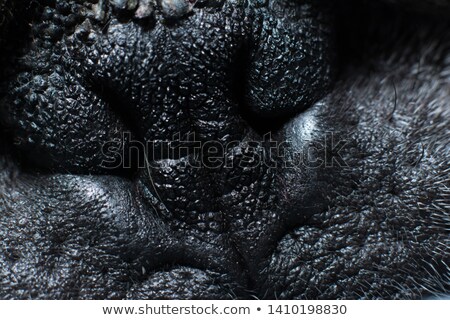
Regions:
[[0, 0, 449, 299]]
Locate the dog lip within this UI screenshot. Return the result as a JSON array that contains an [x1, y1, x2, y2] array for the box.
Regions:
[[126, 265, 243, 299]]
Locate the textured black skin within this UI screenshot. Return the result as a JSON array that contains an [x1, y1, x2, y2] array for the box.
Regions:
[[0, 0, 449, 299]]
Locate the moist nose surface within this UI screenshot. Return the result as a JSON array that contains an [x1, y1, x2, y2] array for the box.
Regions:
[[0, 0, 336, 297]]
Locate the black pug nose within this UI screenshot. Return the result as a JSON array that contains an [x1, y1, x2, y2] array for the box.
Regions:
[[0, 0, 335, 174], [0, 0, 337, 297], [0, 1, 336, 269]]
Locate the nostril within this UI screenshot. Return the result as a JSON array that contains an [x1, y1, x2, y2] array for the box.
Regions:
[[240, 0, 336, 120]]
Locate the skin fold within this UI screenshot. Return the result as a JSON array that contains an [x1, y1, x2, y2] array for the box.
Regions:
[[0, 0, 449, 299]]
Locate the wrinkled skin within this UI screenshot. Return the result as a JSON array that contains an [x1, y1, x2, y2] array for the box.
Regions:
[[0, 0, 449, 299]]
